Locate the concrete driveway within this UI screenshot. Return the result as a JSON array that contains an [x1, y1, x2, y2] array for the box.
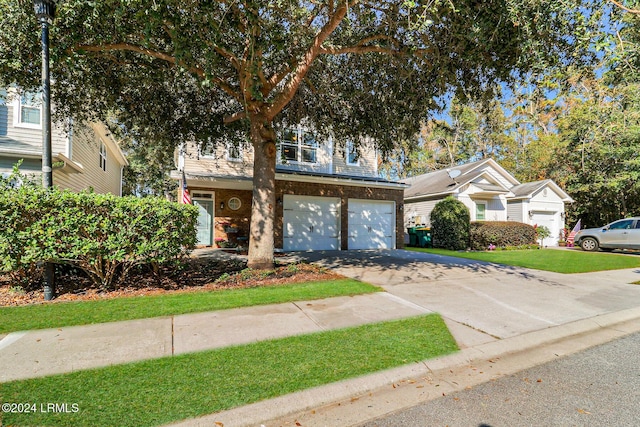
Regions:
[[291, 249, 640, 347]]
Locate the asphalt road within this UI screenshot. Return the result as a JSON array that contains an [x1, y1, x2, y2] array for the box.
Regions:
[[359, 331, 640, 427]]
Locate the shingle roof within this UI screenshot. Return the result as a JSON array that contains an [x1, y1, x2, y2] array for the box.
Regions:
[[510, 180, 550, 198], [401, 158, 512, 199]]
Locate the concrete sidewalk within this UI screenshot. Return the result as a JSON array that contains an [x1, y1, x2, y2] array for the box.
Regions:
[[0, 292, 433, 382], [2, 249, 640, 426]]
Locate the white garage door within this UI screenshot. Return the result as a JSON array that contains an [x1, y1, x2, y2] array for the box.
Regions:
[[283, 195, 340, 251], [348, 199, 395, 249], [531, 212, 558, 247]]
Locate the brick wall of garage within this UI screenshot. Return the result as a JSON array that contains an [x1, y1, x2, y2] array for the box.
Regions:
[[275, 180, 405, 250], [188, 181, 405, 250]]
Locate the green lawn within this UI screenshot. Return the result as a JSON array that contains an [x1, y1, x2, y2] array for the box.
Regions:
[[0, 279, 378, 334], [407, 247, 640, 273], [0, 314, 457, 427]]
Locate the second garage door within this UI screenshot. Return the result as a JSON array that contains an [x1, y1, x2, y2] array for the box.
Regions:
[[283, 195, 340, 251], [348, 199, 395, 249]]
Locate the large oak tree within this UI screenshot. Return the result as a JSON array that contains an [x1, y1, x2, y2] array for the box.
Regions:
[[0, 0, 600, 268]]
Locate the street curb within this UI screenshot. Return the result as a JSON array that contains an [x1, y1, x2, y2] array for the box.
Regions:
[[165, 306, 640, 427]]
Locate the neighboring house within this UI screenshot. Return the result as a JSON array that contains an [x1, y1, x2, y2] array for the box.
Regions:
[[0, 87, 127, 195], [172, 126, 407, 250], [402, 158, 574, 246]]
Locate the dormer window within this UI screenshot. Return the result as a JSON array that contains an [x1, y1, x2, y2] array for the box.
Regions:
[[279, 127, 318, 164]]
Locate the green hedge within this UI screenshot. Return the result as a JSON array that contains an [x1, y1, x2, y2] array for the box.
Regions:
[[430, 197, 470, 250], [0, 168, 198, 289], [470, 221, 537, 250]]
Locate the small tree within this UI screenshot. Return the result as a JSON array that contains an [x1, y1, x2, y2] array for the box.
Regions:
[[430, 197, 470, 251], [535, 225, 552, 247]]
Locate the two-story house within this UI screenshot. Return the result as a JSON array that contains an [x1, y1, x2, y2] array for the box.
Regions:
[[0, 87, 127, 194], [172, 125, 407, 251]]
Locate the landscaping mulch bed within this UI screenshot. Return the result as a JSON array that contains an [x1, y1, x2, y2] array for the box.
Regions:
[[0, 258, 342, 307]]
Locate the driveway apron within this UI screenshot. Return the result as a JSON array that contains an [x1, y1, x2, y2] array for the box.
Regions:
[[291, 250, 640, 347]]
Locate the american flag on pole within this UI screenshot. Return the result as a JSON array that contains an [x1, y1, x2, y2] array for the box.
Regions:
[[181, 170, 191, 205], [567, 219, 581, 247]]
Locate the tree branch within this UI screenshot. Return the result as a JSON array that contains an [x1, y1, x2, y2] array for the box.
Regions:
[[74, 43, 242, 102], [610, 0, 640, 14], [265, 0, 352, 120]]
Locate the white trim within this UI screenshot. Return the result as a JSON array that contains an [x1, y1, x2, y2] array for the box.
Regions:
[[12, 93, 42, 129], [346, 140, 360, 166], [99, 139, 107, 172], [275, 172, 407, 190], [225, 142, 243, 162], [278, 126, 319, 165], [475, 201, 487, 221]]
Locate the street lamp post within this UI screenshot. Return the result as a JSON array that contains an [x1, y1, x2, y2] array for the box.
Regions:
[[34, 0, 56, 300]]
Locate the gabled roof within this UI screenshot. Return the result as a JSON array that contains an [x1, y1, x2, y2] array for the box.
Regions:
[[402, 158, 519, 200], [510, 179, 574, 203]]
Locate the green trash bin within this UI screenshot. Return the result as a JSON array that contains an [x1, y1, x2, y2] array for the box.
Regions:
[[415, 228, 432, 248], [407, 227, 418, 247]]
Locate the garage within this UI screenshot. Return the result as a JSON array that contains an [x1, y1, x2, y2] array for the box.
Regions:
[[283, 195, 340, 251], [348, 199, 395, 249], [531, 211, 558, 247]]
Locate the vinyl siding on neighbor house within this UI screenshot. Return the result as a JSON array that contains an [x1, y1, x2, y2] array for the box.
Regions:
[[476, 163, 517, 189], [52, 124, 124, 195], [405, 199, 439, 228], [2, 102, 68, 156], [507, 200, 524, 222], [2, 89, 126, 194]]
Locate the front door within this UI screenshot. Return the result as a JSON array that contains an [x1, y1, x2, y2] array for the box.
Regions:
[[194, 199, 214, 246]]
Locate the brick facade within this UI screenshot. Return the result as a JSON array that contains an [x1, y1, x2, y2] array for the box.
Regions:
[[189, 180, 405, 250], [276, 181, 405, 250]]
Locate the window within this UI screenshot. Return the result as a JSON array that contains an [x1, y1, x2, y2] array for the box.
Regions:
[[279, 127, 317, 163], [228, 197, 242, 210], [609, 219, 633, 230], [346, 140, 359, 165], [18, 92, 42, 126], [199, 139, 216, 158], [280, 128, 298, 162], [226, 143, 243, 162], [476, 202, 486, 221], [99, 141, 107, 171]]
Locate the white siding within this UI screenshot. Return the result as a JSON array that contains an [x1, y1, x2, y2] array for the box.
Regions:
[[405, 199, 439, 228], [332, 138, 377, 177], [184, 134, 379, 180], [477, 163, 517, 189], [507, 201, 524, 222], [183, 141, 254, 178], [53, 124, 123, 194]]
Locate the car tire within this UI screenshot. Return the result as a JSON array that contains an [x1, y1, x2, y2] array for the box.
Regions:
[[581, 237, 599, 252]]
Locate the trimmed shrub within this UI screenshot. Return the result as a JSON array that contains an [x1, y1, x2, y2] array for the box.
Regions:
[[1, 168, 198, 289], [470, 221, 537, 250], [430, 196, 470, 250]]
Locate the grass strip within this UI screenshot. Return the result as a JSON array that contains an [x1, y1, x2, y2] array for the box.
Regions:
[[407, 247, 640, 273], [0, 314, 457, 427], [0, 279, 378, 334]]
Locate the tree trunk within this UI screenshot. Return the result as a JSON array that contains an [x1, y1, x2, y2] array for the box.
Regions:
[[247, 117, 277, 269]]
